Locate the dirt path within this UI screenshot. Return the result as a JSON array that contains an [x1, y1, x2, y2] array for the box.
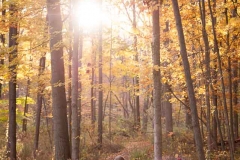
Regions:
[[104, 141, 186, 160], [105, 141, 152, 160]]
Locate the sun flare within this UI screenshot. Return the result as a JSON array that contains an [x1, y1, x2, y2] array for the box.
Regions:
[[76, 0, 109, 30]]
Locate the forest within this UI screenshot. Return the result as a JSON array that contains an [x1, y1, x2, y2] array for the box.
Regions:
[[0, 0, 240, 159]]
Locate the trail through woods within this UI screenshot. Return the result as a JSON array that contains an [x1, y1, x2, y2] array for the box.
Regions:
[[105, 140, 183, 160], [105, 141, 151, 160]]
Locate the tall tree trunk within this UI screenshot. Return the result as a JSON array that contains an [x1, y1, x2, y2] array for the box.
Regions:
[[224, 0, 235, 152], [98, 0, 103, 148], [71, 1, 80, 158], [22, 79, 30, 132], [198, 0, 212, 152], [0, 0, 5, 99], [184, 97, 192, 129], [43, 97, 53, 147], [78, 28, 83, 140], [210, 0, 224, 149], [68, 14, 72, 152], [91, 38, 96, 124], [108, 24, 113, 141], [142, 96, 149, 134], [162, 20, 173, 134], [132, 0, 140, 129], [152, 0, 162, 159], [8, 3, 18, 159], [34, 56, 46, 158], [47, 0, 70, 159], [231, 0, 238, 140], [163, 84, 173, 133], [228, 57, 234, 144], [171, 0, 205, 159], [208, 0, 234, 158]]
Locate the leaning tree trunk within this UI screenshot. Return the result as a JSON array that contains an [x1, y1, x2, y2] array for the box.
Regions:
[[34, 55, 46, 158], [208, 0, 234, 158], [171, 0, 205, 159], [8, 3, 18, 159], [47, 0, 70, 159], [152, 0, 162, 159]]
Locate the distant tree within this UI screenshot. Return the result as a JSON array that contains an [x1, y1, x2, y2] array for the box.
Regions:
[[34, 55, 46, 158], [207, 0, 234, 158], [132, 0, 140, 129], [22, 78, 30, 132], [91, 38, 96, 125], [0, 0, 5, 99], [162, 20, 173, 134], [98, 0, 103, 148]]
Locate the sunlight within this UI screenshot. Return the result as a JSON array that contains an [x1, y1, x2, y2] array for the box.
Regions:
[[76, 0, 109, 30]]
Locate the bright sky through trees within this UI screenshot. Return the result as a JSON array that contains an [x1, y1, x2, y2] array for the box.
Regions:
[[76, 0, 110, 30]]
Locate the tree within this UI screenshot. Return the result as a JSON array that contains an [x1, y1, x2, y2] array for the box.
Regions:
[[0, 0, 5, 99], [47, 0, 70, 159], [231, 0, 238, 139], [171, 0, 205, 159], [208, 0, 234, 157], [71, 0, 80, 158], [22, 78, 30, 132], [151, 0, 162, 159], [91, 38, 96, 125], [198, 0, 212, 152], [98, 0, 103, 148], [162, 19, 173, 134], [132, 0, 140, 129], [8, 2, 18, 159], [34, 55, 46, 158]]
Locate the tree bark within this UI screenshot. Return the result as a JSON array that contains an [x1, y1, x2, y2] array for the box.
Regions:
[[132, 0, 140, 130], [152, 0, 162, 159], [91, 38, 96, 124], [47, 0, 70, 159], [68, 14, 72, 152], [71, 1, 80, 158], [208, 0, 234, 157], [163, 84, 173, 133], [98, 0, 103, 148], [34, 56, 46, 158], [198, 0, 212, 152], [142, 96, 149, 134], [22, 79, 30, 132], [7, 3, 18, 159], [171, 0, 205, 159], [162, 19, 173, 134], [231, 0, 238, 140], [0, 0, 5, 99]]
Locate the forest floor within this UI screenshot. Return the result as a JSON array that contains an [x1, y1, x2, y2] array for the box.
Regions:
[[105, 140, 152, 160], [104, 140, 183, 160]]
